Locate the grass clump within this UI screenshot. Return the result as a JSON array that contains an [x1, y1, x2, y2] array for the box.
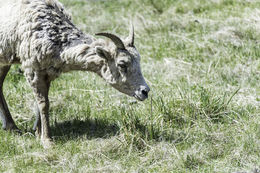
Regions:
[[0, 0, 259, 172]]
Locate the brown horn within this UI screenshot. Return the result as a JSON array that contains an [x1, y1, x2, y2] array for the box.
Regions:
[[95, 32, 125, 50]]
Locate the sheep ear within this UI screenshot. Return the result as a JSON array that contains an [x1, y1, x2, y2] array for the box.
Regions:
[[96, 47, 111, 60]]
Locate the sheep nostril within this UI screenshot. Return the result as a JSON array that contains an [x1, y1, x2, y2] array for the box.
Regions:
[[141, 90, 148, 97]]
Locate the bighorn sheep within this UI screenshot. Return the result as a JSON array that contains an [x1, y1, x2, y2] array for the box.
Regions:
[[0, 0, 150, 147]]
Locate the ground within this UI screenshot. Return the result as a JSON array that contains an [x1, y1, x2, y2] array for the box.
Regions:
[[0, 0, 260, 172]]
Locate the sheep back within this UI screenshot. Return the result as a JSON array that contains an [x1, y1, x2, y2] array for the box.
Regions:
[[0, 0, 94, 71]]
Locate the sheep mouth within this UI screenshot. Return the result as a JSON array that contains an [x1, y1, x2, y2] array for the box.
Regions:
[[133, 93, 147, 101]]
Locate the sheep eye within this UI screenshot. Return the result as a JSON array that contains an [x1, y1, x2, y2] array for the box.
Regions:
[[118, 63, 128, 73], [118, 64, 127, 69]]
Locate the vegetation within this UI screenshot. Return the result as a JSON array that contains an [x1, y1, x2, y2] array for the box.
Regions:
[[1, 0, 259, 172]]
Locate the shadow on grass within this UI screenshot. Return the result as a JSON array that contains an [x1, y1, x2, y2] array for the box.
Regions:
[[51, 118, 119, 141]]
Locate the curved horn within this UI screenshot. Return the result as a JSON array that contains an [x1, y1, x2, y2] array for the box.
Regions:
[[95, 32, 125, 50]]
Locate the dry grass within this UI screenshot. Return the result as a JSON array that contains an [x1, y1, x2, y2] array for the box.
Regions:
[[0, 0, 260, 172]]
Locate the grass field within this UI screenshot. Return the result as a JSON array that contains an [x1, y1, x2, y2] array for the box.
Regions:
[[1, 0, 260, 172]]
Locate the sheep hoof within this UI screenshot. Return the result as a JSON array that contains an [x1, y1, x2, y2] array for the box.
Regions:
[[34, 128, 41, 138], [3, 124, 22, 135], [41, 138, 54, 149]]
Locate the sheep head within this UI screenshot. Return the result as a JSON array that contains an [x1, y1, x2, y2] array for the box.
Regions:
[[95, 26, 150, 101]]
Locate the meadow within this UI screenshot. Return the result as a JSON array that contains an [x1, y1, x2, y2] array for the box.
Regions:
[[0, 0, 260, 172]]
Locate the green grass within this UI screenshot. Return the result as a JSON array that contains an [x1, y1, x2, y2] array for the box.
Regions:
[[1, 0, 260, 172]]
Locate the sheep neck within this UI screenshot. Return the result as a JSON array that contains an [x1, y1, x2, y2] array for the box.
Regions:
[[60, 42, 105, 75]]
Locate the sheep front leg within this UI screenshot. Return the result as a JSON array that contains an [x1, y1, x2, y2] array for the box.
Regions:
[[33, 102, 41, 137], [25, 70, 52, 148], [37, 92, 52, 148]]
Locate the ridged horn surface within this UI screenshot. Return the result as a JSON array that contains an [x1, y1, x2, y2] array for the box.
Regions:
[[95, 32, 125, 50]]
